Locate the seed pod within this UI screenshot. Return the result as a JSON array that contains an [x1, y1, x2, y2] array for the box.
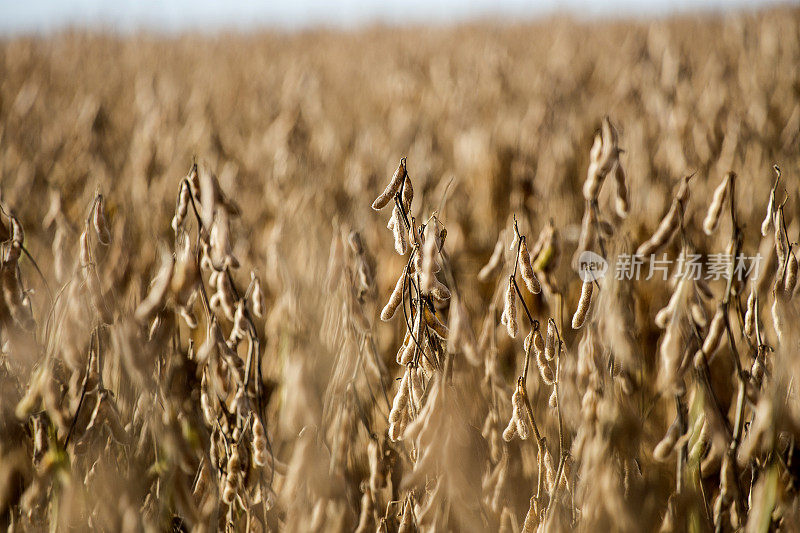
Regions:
[[372, 158, 407, 210], [532, 222, 559, 273], [690, 302, 707, 329], [502, 416, 517, 442], [423, 306, 449, 339], [5, 216, 23, 264], [744, 290, 756, 338], [533, 327, 545, 355], [134, 250, 175, 323], [490, 456, 510, 513], [772, 298, 784, 342], [348, 231, 364, 254], [655, 276, 686, 328], [548, 389, 558, 408], [703, 172, 733, 235], [573, 206, 596, 268], [388, 367, 411, 441], [92, 194, 111, 245], [571, 280, 593, 329], [251, 417, 268, 467], [613, 161, 629, 218], [251, 273, 265, 319], [583, 133, 604, 201], [751, 358, 765, 383], [222, 475, 236, 505], [228, 300, 247, 346], [545, 320, 557, 361], [761, 166, 780, 236], [785, 252, 797, 293], [636, 203, 679, 257], [429, 277, 451, 302], [172, 181, 191, 234], [512, 386, 532, 440], [79, 229, 91, 267], [696, 278, 714, 301], [225, 444, 241, 490], [521, 497, 539, 533], [478, 236, 505, 281], [409, 365, 424, 406], [213, 272, 237, 321], [171, 241, 200, 306], [702, 308, 725, 355], [401, 176, 413, 213], [502, 278, 518, 338], [576, 327, 600, 388], [200, 383, 216, 426], [719, 454, 735, 502], [519, 237, 541, 294], [209, 211, 239, 269], [421, 235, 437, 293], [775, 211, 787, 271], [389, 206, 408, 255], [654, 306, 673, 329], [537, 342, 555, 385], [1, 266, 35, 330], [381, 269, 406, 321], [653, 420, 681, 461], [543, 449, 556, 492], [598, 117, 619, 172], [693, 350, 706, 370], [398, 500, 414, 533], [523, 329, 533, 354], [399, 312, 422, 365]]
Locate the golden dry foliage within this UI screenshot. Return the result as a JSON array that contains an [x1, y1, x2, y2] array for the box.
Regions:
[[1, 6, 800, 532]]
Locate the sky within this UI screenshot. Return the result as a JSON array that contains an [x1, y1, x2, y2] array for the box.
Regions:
[[0, 0, 787, 35]]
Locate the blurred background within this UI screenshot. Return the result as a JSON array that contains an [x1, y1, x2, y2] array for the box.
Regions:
[[0, 0, 789, 34]]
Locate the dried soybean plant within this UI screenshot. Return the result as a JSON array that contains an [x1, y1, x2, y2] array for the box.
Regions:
[[3, 161, 280, 532]]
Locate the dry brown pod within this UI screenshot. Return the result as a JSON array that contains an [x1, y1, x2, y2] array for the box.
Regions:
[[653, 419, 681, 461], [636, 175, 692, 257], [702, 308, 726, 355], [388, 366, 411, 441], [134, 249, 175, 323], [636, 203, 679, 258], [761, 165, 780, 237], [519, 237, 541, 294], [702, 172, 734, 235], [478, 235, 505, 281], [401, 176, 413, 213], [251, 272, 265, 318], [511, 386, 532, 440], [545, 319, 557, 361], [381, 269, 406, 321], [743, 289, 756, 337], [573, 205, 596, 268], [172, 180, 191, 234], [612, 160, 629, 218], [388, 206, 408, 255], [501, 276, 518, 338], [92, 194, 112, 245], [571, 280, 594, 329], [536, 340, 555, 385], [785, 251, 798, 293], [372, 158, 407, 210]]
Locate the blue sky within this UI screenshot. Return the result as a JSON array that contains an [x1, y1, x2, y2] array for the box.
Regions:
[[0, 0, 786, 35]]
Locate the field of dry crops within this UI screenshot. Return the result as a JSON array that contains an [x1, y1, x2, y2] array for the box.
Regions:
[[1, 6, 800, 532]]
